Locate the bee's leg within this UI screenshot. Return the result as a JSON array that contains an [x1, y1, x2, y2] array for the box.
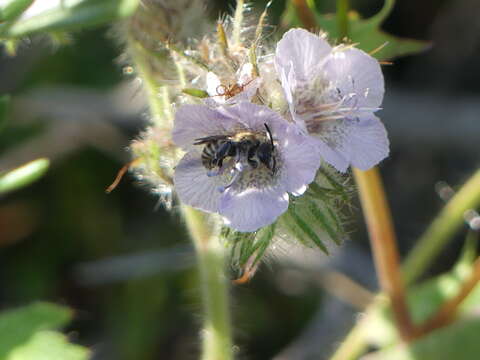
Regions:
[[218, 169, 242, 193], [207, 167, 225, 177], [271, 156, 276, 175]]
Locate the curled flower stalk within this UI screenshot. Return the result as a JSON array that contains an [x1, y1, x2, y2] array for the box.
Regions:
[[118, 0, 389, 356], [121, 1, 379, 273]]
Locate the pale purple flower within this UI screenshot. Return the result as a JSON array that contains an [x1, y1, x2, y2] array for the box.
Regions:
[[275, 28, 389, 172], [172, 101, 320, 232]]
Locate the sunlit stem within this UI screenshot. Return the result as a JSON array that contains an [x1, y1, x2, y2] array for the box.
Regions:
[[353, 167, 414, 340], [403, 168, 480, 285], [416, 250, 480, 336], [330, 296, 385, 360], [182, 206, 233, 360], [331, 168, 480, 360], [336, 0, 350, 39]]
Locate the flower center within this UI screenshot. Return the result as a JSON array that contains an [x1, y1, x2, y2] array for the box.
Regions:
[[195, 126, 280, 193], [292, 77, 360, 134]]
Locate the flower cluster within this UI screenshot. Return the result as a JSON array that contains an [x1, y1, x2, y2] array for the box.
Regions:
[[171, 29, 387, 232], [127, 5, 388, 236]]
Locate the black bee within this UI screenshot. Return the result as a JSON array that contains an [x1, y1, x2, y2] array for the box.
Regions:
[[194, 124, 276, 174]]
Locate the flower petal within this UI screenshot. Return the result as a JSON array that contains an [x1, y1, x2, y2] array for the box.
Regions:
[[280, 126, 321, 195], [316, 114, 389, 171], [218, 102, 288, 139], [312, 137, 350, 173], [323, 47, 384, 110], [206, 72, 222, 98], [173, 149, 222, 212], [219, 186, 289, 232], [172, 104, 237, 149], [275, 28, 332, 82]]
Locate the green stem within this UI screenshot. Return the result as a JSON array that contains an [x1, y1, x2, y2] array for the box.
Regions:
[[353, 168, 413, 340], [330, 296, 386, 360], [127, 31, 233, 360], [127, 35, 166, 125], [329, 168, 480, 360], [336, 0, 350, 39], [403, 169, 480, 285], [182, 206, 233, 360]]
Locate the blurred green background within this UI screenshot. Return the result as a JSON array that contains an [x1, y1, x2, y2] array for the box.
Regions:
[[1, 0, 479, 359]]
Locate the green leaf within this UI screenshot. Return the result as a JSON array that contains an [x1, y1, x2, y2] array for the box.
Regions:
[[0, 0, 33, 22], [0, 94, 10, 132], [0, 303, 89, 360], [0, 158, 50, 195], [283, 0, 430, 60], [365, 254, 480, 348], [0, 0, 140, 38], [287, 207, 329, 254], [364, 318, 480, 360], [182, 88, 209, 98], [0, 302, 72, 357], [6, 330, 89, 360]]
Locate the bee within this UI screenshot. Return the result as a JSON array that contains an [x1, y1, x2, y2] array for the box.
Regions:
[[194, 124, 276, 174]]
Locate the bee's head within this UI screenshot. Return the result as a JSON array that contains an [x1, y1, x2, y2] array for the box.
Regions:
[[257, 142, 276, 173]]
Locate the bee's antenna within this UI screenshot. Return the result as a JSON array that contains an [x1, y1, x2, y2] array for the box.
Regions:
[[264, 123, 274, 150]]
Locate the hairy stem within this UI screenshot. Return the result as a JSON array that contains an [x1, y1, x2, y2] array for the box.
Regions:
[[232, 0, 244, 47], [126, 34, 166, 126], [126, 29, 233, 360], [182, 206, 233, 360], [353, 167, 413, 340], [403, 169, 480, 285]]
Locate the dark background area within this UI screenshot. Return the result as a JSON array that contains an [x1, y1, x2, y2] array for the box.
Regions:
[[0, 0, 479, 359]]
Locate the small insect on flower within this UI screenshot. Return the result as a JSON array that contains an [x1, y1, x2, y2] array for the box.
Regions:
[[274, 28, 389, 172], [213, 77, 257, 100], [172, 102, 321, 232], [205, 63, 260, 106]]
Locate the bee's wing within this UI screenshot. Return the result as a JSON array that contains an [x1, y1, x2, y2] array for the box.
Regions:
[[193, 134, 230, 145]]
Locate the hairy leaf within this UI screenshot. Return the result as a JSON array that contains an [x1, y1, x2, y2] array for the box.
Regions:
[[227, 224, 276, 268]]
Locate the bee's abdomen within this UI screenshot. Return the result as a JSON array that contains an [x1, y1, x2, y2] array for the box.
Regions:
[[201, 141, 219, 169]]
